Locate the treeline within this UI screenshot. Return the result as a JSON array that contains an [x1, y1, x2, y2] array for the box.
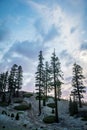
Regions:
[[35, 50, 86, 123], [0, 64, 23, 103]]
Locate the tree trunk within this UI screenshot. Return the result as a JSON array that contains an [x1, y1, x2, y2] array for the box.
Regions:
[[55, 85, 59, 123], [39, 84, 41, 115], [78, 94, 82, 108], [54, 68, 59, 123]]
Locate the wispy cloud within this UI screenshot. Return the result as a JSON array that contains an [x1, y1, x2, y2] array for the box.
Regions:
[[80, 41, 87, 50]]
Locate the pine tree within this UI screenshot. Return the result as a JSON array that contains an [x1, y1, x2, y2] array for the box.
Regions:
[[50, 49, 63, 123], [35, 51, 44, 115], [56, 79, 62, 101], [69, 96, 78, 116], [69, 96, 73, 116], [3, 71, 8, 92], [0, 72, 8, 102], [16, 65, 23, 97], [72, 63, 86, 108], [0, 74, 3, 93], [8, 64, 18, 97], [43, 61, 51, 105]]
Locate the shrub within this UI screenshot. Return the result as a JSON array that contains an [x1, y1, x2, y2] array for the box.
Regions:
[[15, 113, 19, 120], [2, 126, 5, 128], [47, 103, 56, 108], [36, 95, 45, 100], [69, 97, 78, 116], [14, 98, 23, 103], [23, 124, 27, 127], [14, 104, 31, 111], [81, 117, 87, 121], [11, 113, 14, 118], [23, 93, 33, 98], [43, 116, 56, 123], [2, 110, 7, 115], [17, 112, 23, 114], [52, 108, 55, 114], [1, 94, 6, 102], [0, 102, 8, 107]]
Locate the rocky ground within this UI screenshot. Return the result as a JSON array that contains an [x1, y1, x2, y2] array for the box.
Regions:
[[0, 94, 87, 130]]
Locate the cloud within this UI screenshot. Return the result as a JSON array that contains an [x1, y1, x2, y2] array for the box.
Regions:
[[44, 25, 60, 42], [3, 40, 47, 61], [60, 50, 75, 66], [80, 41, 87, 50], [70, 26, 77, 34], [0, 22, 10, 42]]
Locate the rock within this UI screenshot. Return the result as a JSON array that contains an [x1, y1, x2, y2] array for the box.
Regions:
[[84, 125, 87, 130]]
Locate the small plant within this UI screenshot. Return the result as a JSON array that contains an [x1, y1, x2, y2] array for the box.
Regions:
[[52, 108, 55, 114], [81, 117, 87, 121], [69, 97, 78, 116], [23, 124, 27, 127], [2, 126, 5, 128], [2, 110, 7, 115], [14, 104, 31, 111], [15, 113, 19, 120], [47, 103, 56, 108], [29, 103, 32, 109], [11, 113, 14, 118], [0, 102, 8, 107], [23, 93, 33, 98], [14, 98, 23, 103], [43, 116, 56, 123]]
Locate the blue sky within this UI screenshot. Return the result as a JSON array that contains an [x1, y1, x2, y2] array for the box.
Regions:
[[0, 0, 87, 100]]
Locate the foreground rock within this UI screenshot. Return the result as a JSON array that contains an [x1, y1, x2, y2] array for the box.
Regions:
[[0, 95, 87, 130]]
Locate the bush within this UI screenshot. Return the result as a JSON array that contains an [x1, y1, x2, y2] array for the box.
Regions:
[[17, 112, 24, 114], [23, 124, 27, 127], [2, 110, 7, 115], [14, 104, 31, 111], [1, 94, 6, 102], [47, 103, 56, 108], [43, 116, 56, 123], [0, 102, 8, 107], [81, 117, 87, 121], [69, 98, 78, 116], [23, 93, 33, 98], [15, 113, 19, 120], [11, 113, 14, 118], [14, 98, 23, 103], [36, 95, 46, 100], [52, 108, 55, 114], [2, 126, 5, 128]]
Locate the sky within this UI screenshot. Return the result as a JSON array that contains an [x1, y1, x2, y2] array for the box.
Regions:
[[0, 0, 87, 100]]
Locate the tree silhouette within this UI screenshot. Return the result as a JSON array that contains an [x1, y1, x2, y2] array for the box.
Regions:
[[35, 51, 44, 115], [43, 61, 51, 105], [72, 63, 86, 107], [50, 49, 63, 123], [8, 64, 18, 97], [16, 65, 23, 97]]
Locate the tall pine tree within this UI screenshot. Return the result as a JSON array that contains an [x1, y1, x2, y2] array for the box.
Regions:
[[44, 61, 51, 98], [50, 49, 63, 123], [16, 65, 23, 97], [72, 63, 86, 107], [8, 64, 18, 97], [35, 51, 44, 115]]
